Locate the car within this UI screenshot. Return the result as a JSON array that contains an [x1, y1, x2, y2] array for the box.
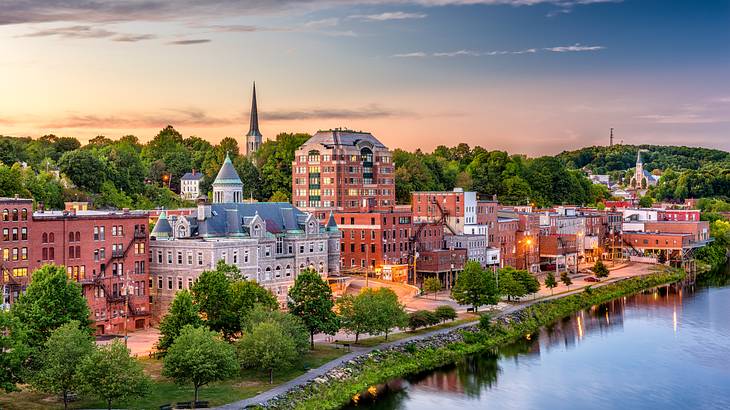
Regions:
[[584, 276, 600, 282]]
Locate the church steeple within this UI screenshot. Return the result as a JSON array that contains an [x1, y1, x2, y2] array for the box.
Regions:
[[247, 82, 261, 138], [245, 82, 263, 157]]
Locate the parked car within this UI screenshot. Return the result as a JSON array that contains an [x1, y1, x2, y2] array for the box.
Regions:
[[584, 276, 600, 282]]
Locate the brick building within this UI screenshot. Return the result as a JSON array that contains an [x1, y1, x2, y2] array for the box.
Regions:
[[292, 129, 395, 219], [1, 198, 151, 334], [335, 206, 413, 273], [493, 213, 518, 268], [514, 211, 540, 273]]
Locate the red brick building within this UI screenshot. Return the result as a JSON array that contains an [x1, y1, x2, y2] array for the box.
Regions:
[[539, 234, 578, 273], [494, 214, 518, 268], [292, 129, 395, 220], [1, 198, 151, 335], [335, 207, 413, 272], [1, 197, 33, 307], [515, 212, 540, 272]]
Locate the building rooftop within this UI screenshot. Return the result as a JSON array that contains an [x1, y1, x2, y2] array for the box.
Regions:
[[181, 171, 204, 181], [306, 129, 387, 149], [212, 154, 243, 186], [33, 209, 148, 219]]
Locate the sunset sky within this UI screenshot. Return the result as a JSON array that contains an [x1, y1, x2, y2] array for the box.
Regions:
[[1, 0, 729, 156]]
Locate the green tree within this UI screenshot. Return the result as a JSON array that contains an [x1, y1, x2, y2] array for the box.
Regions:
[[638, 195, 654, 208], [498, 267, 527, 301], [513, 269, 540, 295], [58, 149, 107, 192], [163, 325, 238, 405], [0, 311, 29, 392], [31, 321, 94, 410], [423, 276, 442, 300], [157, 290, 204, 352], [560, 272, 573, 289], [229, 280, 278, 318], [336, 294, 371, 343], [451, 261, 498, 312], [243, 305, 309, 354], [544, 272, 558, 295], [370, 287, 408, 340], [10, 264, 92, 351], [434, 305, 457, 322], [238, 321, 298, 384], [287, 269, 339, 349], [76, 340, 151, 410], [191, 263, 236, 339], [593, 259, 609, 279]]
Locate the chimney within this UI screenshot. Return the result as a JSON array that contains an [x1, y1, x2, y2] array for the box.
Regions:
[[38, 201, 45, 213], [122, 208, 130, 214]]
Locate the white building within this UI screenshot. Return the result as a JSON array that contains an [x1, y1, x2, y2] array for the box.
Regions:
[[180, 171, 204, 200]]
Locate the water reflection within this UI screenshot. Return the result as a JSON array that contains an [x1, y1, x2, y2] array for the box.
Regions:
[[345, 276, 730, 410]]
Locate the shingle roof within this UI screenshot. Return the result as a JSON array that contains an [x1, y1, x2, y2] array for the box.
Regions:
[[194, 202, 315, 237], [181, 172, 204, 181], [151, 210, 173, 238], [306, 130, 387, 149], [213, 154, 243, 186]]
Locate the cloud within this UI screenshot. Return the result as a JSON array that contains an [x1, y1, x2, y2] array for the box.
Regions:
[[304, 17, 340, 29], [266, 105, 413, 120], [393, 47, 540, 57], [544, 43, 605, 52], [637, 114, 729, 125], [0, 1, 621, 26], [21, 25, 116, 39], [111, 33, 157, 42], [349, 11, 427, 21], [167, 39, 211, 45]]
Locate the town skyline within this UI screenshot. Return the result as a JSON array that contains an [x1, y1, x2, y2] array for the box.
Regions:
[[2, 0, 729, 156]]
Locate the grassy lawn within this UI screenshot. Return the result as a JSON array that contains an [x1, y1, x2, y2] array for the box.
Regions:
[[0, 345, 346, 410], [335, 315, 479, 348]]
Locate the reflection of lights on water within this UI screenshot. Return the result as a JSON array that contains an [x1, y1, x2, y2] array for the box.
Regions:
[[368, 385, 378, 398], [673, 308, 678, 334], [653, 291, 658, 300], [577, 315, 584, 339], [605, 311, 610, 325], [352, 393, 360, 404]]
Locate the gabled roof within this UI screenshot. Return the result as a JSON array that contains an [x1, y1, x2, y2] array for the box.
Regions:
[[181, 172, 204, 181], [213, 154, 242, 186]]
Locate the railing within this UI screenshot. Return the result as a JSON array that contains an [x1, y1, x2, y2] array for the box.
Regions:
[[134, 230, 147, 239]]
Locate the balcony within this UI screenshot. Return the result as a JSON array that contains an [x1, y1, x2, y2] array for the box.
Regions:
[[134, 230, 147, 239]]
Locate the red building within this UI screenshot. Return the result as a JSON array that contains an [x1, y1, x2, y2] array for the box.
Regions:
[[515, 212, 540, 273], [1, 197, 33, 307], [494, 214, 518, 268], [335, 207, 413, 273], [657, 209, 701, 222], [292, 129, 396, 219], [1, 198, 151, 335]]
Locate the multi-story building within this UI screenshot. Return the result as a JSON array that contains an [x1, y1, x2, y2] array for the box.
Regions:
[[1, 197, 33, 308], [514, 211, 540, 273], [335, 206, 412, 273], [180, 171, 204, 200], [1, 197, 151, 334], [493, 213, 518, 268], [412, 188, 478, 233], [539, 234, 578, 273], [292, 129, 395, 219], [150, 158, 340, 316]]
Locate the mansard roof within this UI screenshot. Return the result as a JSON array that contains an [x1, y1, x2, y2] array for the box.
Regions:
[[193, 202, 321, 237], [306, 129, 387, 149]]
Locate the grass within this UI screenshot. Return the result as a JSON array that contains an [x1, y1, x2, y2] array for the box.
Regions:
[[334, 316, 479, 348], [0, 344, 346, 410]]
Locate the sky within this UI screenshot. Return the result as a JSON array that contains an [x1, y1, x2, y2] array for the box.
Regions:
[[1, 0, 729, 156]]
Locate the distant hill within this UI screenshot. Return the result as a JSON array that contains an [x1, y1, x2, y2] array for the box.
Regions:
[[557, 145, 730, 174]]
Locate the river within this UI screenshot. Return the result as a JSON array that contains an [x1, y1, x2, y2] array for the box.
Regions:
[[345, 266, 730, 410]]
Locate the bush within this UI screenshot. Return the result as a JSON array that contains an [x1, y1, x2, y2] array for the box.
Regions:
[[408, 310, 440, 331], [434, 305, 457, 322], [478, 313, 493, 331]]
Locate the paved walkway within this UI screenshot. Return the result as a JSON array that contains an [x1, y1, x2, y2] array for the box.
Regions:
[[216, 265, 651, 409]]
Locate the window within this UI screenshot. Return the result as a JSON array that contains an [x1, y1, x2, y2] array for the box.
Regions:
[[21, 247, 27, 260], [100, 226, 105, 240], [2, 228, 7, 241], [1, 209, 7, 221], [177, 251, 183, 264], [167, 251, 173, 264], [93, 226, 99, 241], [167, 277, 173, 290], [177, 277, 183, 290], [187, 252, 193, 265], [158, 277, 163, 289], [265, 246, 271, 257], [12, 229, 18, 241], [157, 251, 163, 264], [197, 252, 203, 266], [188, 278, 193, 289], [11, 209, 18, 221]]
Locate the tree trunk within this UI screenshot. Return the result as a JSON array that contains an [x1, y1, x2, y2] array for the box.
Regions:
[[269, 368, 273, 384], [355, 332, 359, 343], [108, 398, 113, 410], [63, 391, 68, 410], [194, 385, 199, 409], [310, 332, 315, 349], [385, 330, 389, 341]]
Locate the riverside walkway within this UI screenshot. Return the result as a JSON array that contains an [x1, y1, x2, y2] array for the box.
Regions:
[[216, 267, 652, 410]]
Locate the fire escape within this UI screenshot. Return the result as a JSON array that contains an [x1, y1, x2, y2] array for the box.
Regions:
[[81, 228, 150, 318]]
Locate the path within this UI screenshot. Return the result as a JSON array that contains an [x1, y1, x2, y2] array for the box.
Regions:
[[217, 263, 654, 409]]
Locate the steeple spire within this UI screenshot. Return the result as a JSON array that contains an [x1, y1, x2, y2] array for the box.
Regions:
[[247, 82, 261, 137]]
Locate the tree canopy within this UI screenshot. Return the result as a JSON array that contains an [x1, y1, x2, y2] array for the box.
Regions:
[[287, 269, 339, 349]]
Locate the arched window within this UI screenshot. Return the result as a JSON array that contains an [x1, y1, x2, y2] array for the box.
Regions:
[[11, 209, 18, 221], [1, 209, 7, 221], [49, 233, 55, 243], [69, 232, 75, 243], [265, 266, 272, 281], [42, 233, 48, 243], [285, 265, 292, 277], [21, 209, 27, 221], [275, 265, 282, 278], [75, 232, 80, 242]]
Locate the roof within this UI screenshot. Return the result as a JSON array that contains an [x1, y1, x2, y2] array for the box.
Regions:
[[151, 210, 173, 238], [306, 129, 387, 149], [246, 82, 262, 138], [193, 202, 319, 237], [213, 154, 243, 186], [33, 209, 148, 219], [181, 172, 204, 181]]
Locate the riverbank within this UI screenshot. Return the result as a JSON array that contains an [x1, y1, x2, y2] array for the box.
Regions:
[[254, 268, 685, 410]]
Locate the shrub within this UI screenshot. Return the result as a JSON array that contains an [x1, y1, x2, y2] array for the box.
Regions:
[[478, 313, 493, 331], [434, 305, 457, 322], [408, 310, 440, 331]]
